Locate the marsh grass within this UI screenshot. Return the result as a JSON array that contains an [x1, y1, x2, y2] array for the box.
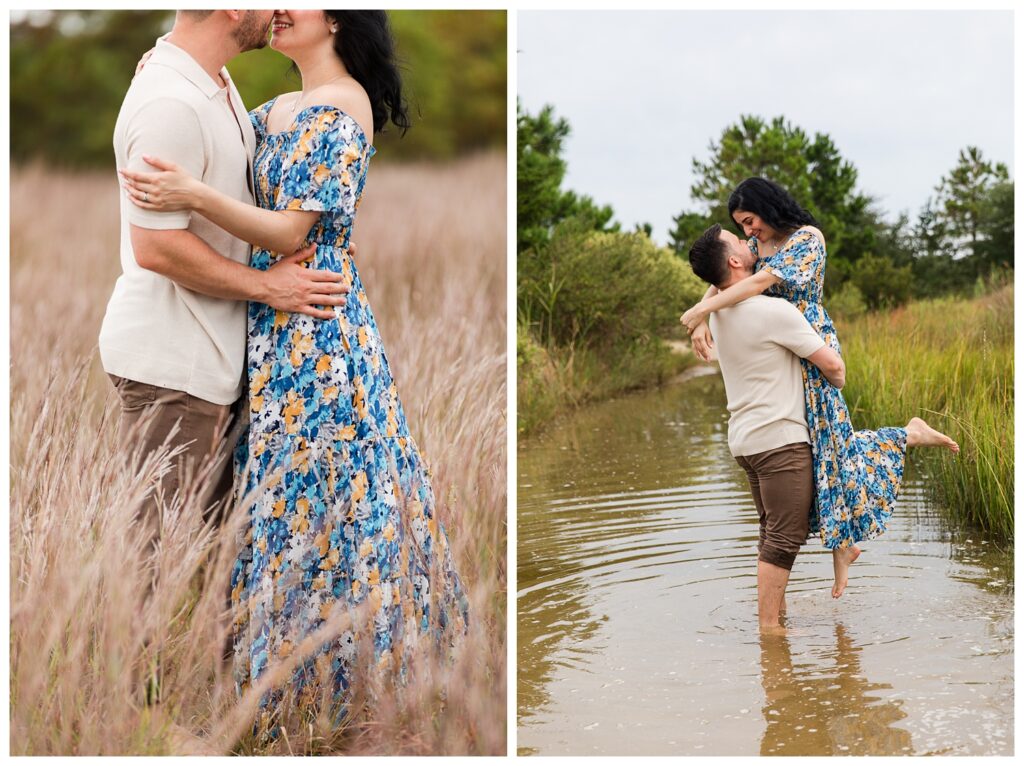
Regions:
[[837, 286, 1013, 541], [9, 153, 506, 755], [516, 328, 693, 436]]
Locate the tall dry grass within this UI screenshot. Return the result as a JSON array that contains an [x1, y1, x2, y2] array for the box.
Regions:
[[9, 153, 507, 755]]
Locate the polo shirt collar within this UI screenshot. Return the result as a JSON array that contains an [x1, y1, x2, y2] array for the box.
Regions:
[[151, 37, 230, 100]]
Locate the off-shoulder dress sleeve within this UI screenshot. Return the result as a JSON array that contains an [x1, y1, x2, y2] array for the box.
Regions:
[[273, 108, 373, 216], [760, 229, 824, 289]]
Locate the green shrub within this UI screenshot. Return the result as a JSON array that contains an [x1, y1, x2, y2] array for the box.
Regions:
[[851, 253, 913, 309], [827, 281, 867, 321], [519, 221, 705, 349]]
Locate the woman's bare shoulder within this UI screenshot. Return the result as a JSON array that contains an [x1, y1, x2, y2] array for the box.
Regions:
[[318, 79, 374, 140]]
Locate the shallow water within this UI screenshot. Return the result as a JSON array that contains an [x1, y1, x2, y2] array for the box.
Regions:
[[517, 371, 1013, 756]]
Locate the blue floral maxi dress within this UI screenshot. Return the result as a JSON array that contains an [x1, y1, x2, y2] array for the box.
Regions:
[[752, 230, 907, 549], [230, 98, 468, 720]]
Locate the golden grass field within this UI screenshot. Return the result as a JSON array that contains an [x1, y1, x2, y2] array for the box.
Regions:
[[9, 153, 507, 755]]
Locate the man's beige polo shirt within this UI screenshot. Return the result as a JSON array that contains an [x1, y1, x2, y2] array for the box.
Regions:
[[709, 295, 826, 457], [99, 38, 256, 405]]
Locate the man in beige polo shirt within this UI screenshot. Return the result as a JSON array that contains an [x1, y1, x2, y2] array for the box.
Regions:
[[687, 224, 847, 633], [99, 11, 348, 527]]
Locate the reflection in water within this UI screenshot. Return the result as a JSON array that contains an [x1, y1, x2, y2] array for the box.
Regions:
[[518, 373, 1013, 756], [518, 373, 740, 728], [760, 624, 911, 755]]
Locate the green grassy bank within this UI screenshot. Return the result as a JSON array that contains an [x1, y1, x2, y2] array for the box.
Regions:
[[838, 286, 1013, 541], [517, 327, 696, 436]]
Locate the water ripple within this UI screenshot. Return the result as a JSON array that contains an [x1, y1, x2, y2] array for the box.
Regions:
[[518, 376, 1013, 756]]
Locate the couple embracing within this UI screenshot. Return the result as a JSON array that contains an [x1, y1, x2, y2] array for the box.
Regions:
[[98, 9, 466, 728], [682, 177, 959, 633]]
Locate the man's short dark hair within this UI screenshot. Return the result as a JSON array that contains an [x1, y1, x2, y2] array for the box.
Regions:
[[688, 224, 729, 287]]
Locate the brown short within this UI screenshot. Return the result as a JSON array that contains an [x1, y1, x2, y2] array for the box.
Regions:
[[108, 374, 240, 532], [735, 442, 813, 571]]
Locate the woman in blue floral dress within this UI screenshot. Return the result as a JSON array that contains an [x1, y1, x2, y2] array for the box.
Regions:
[[680, 177, 959, 599], [121, 10, 467, 725]]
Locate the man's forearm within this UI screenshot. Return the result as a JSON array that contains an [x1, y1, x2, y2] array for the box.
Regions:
[[131, 227, 268, 302]]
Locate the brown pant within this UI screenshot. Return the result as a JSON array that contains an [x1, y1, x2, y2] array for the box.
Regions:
[[735, 442, 813, 571], [109, 374, 239, 532]]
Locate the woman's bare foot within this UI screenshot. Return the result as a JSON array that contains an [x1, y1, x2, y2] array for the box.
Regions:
[[906, 417, 959, 454], [831, 544, 861, 599]]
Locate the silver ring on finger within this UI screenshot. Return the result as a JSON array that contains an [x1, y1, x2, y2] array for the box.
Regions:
[[143, 192, 149, 202]]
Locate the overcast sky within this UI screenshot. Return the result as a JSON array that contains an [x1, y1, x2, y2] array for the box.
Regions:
[[518, 10, 1014, 245]]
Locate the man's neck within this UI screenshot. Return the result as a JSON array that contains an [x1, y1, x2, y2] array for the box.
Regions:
[[166, 25, 238, 86]]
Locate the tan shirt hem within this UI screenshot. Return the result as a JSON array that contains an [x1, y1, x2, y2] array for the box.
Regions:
[[100, 344, 241, 406]]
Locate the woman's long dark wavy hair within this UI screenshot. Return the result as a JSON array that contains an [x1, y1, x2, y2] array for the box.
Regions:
[[727, 177, 817, 234], [324, 11, 411, 135]]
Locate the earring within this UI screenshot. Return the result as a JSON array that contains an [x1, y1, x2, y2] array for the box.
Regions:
[[330, 25, 337, 34]]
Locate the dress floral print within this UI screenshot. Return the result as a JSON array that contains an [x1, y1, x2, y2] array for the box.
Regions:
[[230, 98, 467, 723], [752, 230, 907, 549]]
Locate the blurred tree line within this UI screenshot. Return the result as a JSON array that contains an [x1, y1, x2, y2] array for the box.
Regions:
[[518, 101, 705, 351], [10, 9, 506, 167], [518, 101, 706, 432], [667, 116, 1013, 313]]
